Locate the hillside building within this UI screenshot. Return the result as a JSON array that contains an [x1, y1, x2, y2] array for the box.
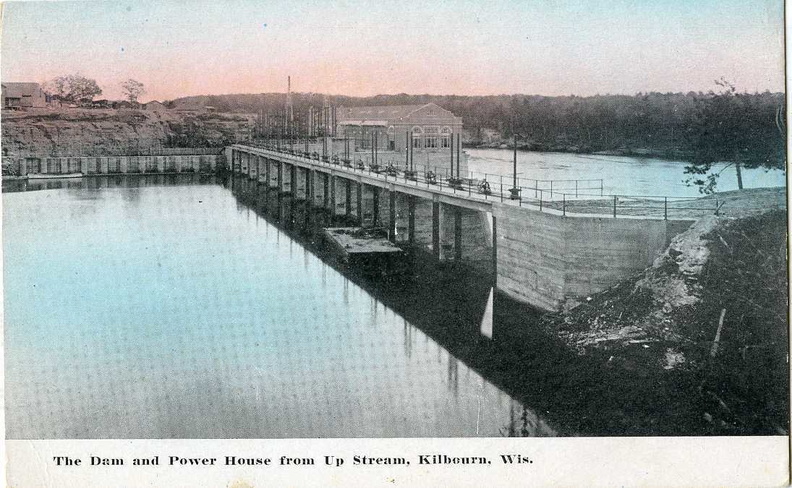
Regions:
[[143, 100, 167, 111], [2, 82, 47, 109]]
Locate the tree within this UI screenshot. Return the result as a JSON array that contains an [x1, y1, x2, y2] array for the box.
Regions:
[[685, 78, 786, 193], [43, 74, 102, 103], [120, 79, 146, 104]]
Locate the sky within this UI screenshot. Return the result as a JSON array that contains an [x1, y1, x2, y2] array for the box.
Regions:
[[1, 0, 785, 102]]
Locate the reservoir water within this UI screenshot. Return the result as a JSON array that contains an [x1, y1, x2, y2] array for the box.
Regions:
[[4, 175, 559, 438], [467, 148, 786, 196]]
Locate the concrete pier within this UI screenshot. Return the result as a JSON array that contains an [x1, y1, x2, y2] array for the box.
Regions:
[[228, 144, 694, 312], [332, 176, 346, 216]]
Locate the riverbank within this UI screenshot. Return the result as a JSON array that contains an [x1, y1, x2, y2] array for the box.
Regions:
[[542, 189, 788, 435]]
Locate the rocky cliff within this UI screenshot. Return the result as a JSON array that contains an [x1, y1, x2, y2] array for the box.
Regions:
[[2, 108, 255, 157]]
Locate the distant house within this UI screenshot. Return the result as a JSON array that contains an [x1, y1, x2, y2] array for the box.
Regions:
[[90, 99, 110, 109], [111, 100, 134, 109], [173, 105, 206, 113], [144, 100, 167, 111], [2, 82, 47, 109]]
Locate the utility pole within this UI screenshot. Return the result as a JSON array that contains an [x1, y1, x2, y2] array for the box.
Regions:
[[286, 76, 294, 137], [456, 130, 461, 181], [510, 132, 521, 200]]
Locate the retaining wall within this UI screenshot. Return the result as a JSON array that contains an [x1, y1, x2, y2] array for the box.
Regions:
[[493, 203, 693, 311], [8, 154, 220, 176]]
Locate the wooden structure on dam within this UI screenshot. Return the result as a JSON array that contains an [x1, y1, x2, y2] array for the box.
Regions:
[[227, 144, 696, 312]]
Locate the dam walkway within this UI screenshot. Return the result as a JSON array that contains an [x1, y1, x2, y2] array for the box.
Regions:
[[228, 144, 703, 311]]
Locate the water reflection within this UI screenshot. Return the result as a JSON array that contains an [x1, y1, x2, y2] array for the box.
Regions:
[[4, 174, 557, 438], [2, 173, 217, 194], [227, 175, 740, 438], [480, 288, 494, 339]]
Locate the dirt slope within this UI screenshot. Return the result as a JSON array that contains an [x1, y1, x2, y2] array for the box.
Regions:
[[544, 189, 788, 434]]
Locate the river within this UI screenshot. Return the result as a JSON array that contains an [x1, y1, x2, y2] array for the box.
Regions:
[[3, 174, 731, 439], [466, 148, 786, 197]]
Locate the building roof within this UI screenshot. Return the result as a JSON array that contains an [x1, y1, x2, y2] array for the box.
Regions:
[[1, 82, 42, 98], [338, 119, 390, 127], [337, 103, 455, 122]]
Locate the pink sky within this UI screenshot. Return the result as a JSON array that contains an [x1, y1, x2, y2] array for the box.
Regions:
[[1, 0, 785, 102]]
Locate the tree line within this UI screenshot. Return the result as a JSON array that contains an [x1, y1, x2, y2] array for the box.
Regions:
[[42, 74, 146, 104], [39, 74, 786, 192], [172, 87, 784, 168]]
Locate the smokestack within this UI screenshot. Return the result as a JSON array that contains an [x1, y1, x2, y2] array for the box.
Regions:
[[286, 76, 294, 127]]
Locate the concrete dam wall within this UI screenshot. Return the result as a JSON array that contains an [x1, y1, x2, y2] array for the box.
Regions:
[[493, 203, 693, 310]]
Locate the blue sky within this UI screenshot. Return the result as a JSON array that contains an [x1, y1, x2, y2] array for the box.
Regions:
[[1, 0, 785, 101]]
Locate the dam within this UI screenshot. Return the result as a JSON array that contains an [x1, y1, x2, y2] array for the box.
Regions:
[[227, 144, 697, 311], [3, 153, 780, 438], [4, 141, 708, 312]]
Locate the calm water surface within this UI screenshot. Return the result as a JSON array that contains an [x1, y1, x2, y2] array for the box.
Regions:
[[467, 149, 786, 196], [3, 175, 556, 438]]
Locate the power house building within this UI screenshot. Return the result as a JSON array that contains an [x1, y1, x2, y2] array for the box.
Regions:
[[335, 103, 463, 153]]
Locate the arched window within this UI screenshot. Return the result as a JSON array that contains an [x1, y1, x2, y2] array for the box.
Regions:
[[440, 127, 452, 148], [384, 125, 394, 150], [411, 126, 423, 149]]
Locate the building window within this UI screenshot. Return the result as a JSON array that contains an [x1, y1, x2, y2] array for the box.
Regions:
[[425, 137, 438, 149], [359, 127, 372, 149], [26, 158, 41, 174], [440, 127, 452, 148], [411, 126, 423, 149]]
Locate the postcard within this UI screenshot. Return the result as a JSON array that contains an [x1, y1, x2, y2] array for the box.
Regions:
[[1, 0, 788, 486]]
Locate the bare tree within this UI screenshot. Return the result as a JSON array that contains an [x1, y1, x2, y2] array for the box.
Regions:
[[120, 79, 146, 104]]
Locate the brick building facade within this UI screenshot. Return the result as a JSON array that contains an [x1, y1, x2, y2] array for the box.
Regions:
[[336, 103, 463, 153]]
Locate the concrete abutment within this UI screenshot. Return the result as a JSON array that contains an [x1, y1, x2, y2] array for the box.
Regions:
[[492, 203, 693, 311]]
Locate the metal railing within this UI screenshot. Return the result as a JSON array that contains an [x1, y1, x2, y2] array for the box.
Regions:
[[466, 170, 603, 199], [235, 144, 725, 220], [525, 192, 719, 220]]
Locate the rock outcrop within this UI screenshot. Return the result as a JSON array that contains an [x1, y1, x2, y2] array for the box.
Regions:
[[2, 108, 255, 157]]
